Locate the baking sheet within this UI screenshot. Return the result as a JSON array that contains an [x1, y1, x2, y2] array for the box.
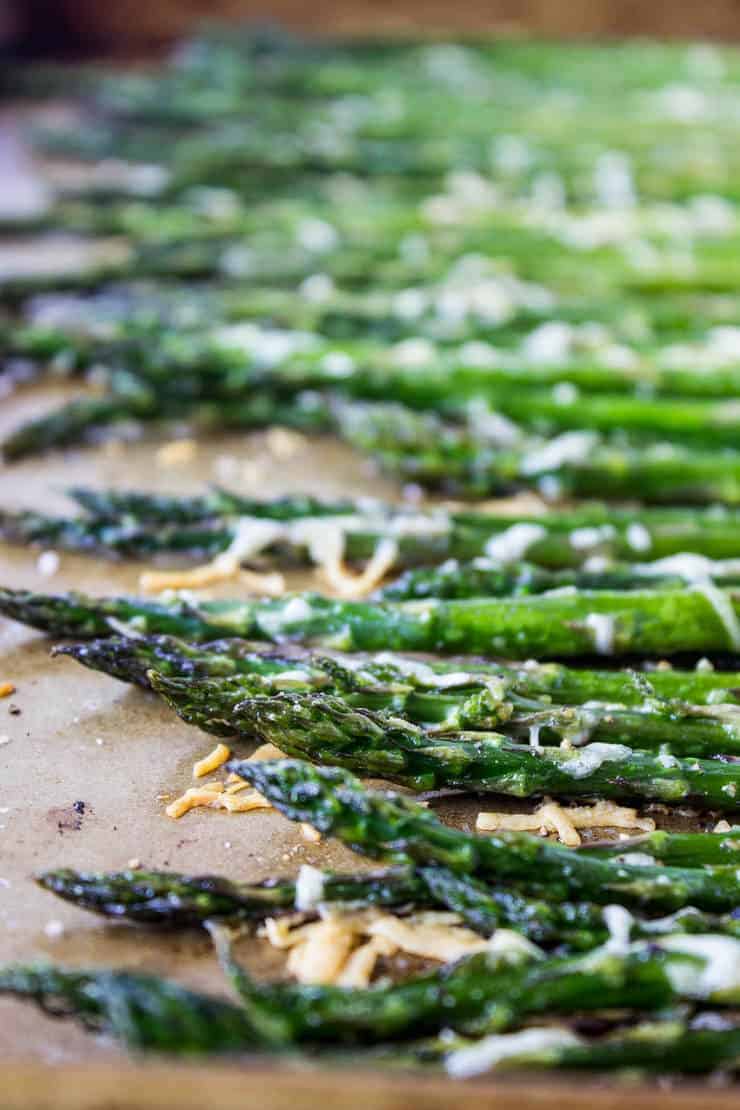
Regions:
[[0, 115, 735, 1108]]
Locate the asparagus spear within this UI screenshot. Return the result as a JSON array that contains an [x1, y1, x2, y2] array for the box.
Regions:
[[0, 964, 260, 1053], [1, 389, 331, 461], [232, 759, 740, 911], [9, 493, 740, 570], [440, 1019, 740, 1077], [340, 401, 740, 504], [3, 936, 739, 1056], [6, 585, 740, 658], [207, 690, 740, 807], [35, 866, 740, 951], [149, 664, 740, 759], [586, 827, 740, 867], [36, 866, 429, 926], [217, 928, 740, 1045], [65, 487, 356, 524], [380, 556, 740, 600], [54, 634, 740, 705]]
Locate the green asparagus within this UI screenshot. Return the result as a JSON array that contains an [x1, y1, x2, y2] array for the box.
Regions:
[[54, 634, 740, 705], [6, 585, 740, 658], [0, 964, 259, 1053], [211, 691, 740, 807], [231, 759, 740, 911], [149, 667, 740, 758], [216, 927, 740, 1044], [38, 865, 740, 952]]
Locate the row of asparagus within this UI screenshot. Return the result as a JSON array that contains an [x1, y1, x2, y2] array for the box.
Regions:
[[39, 632, 740, 806], [4, 580, 740, 658], [6, 490, 740, 602], [4, 758, 740, 1071]]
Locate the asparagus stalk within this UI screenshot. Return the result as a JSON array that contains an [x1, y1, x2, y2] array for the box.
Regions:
[[439, 1019, 740, 1077], [0, 964, 260, 1053], [35, 865, 740, 951], [339, 401, 740, 504], [36, 866, 429, 927], [232, 759, 740, 912], [6, 585, 740, 658], [380, 556, 740, 600], [149, 665, 740, 758], [1, 389, 331, 461], [4, 937, 739, 1055], [208, 690, 740, 807], [54, 634, 740, 705], [586, 827, 740, 867], [65, 487, 356, 524], [217, 928, 740, 1045], [10, 493, 740, 571]]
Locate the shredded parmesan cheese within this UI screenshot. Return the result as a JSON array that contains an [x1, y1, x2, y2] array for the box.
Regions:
[[261, 908, 496, 986], [363, 912, 488, 963], [603, 904, 635, 954], [249, 743, 287, 762], [165, 784, 272, 819], [140, 563, 285, 594], [476, 799, 654, 846], [335, 937, 397, 988], [286, 918, 358, 985], [192, 742, 231, 779], [155, 439, 198, 467], [219, 789, 273, 813]]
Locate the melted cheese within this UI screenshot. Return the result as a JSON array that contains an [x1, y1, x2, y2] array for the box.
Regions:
[[484, 523, 546, 564], [294, 864, 326, 912], [520, 431, 597, 476], [286, 918, 358, 985], [584, 612, 615, 655], [602, 904, 635, 954], [660, 934, 740, 999], [364, 913, 488, 963], [693, 583, 740, 651], [155, 439, 198, 467], [335, 936, 397, 988], [446, 1027, 581, 1078], [557, 742, 632, 778]]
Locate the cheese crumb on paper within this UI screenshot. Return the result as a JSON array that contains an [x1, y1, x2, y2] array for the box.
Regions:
[[168, 741, 288, 819], [193, 742, 232, 779]]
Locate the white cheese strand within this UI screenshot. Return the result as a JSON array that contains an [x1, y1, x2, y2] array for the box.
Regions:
[[520, 431, 598, 476], [693, 584, 740, 651], [602, 904, 634, 955], [659, 935, 740, 999], [484, 522, 546, 564], [584, 612, 615, 654], [555, 742, 632, 779], [294, 865, 326, 913], [446, 1028, 581, 1079]]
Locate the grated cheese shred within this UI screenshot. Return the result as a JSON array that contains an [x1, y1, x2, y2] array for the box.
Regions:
[[192, 742, 232, 779], [476, 798, 655, 846]]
